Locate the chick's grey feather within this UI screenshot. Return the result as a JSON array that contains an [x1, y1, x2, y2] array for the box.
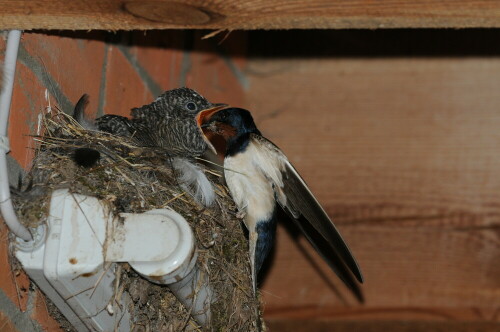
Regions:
[[73, 94, 96, 130], [76, 88, 213, 157], [95, 115, 136, 137], [127, 88, 213, 156], [71, 88, 216, 206]]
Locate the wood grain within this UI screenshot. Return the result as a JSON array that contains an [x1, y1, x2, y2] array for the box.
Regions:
[[243, 54, 500, 320], [2, 1, 500, 30], [266, 320, 500, 332]]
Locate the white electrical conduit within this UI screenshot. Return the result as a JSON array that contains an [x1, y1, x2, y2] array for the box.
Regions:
[[0, 30, 33, 241]]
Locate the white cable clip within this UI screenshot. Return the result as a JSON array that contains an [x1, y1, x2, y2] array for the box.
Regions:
[[0, 135, 10, 153]]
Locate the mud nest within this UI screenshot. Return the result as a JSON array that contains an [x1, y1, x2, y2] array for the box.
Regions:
[[12, 109, 262, 331]]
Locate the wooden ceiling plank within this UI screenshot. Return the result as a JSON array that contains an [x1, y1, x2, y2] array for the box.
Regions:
[[2, 1, 500, 30]]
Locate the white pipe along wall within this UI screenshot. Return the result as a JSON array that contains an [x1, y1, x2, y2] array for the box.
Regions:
[[0, 30, 33, 241]]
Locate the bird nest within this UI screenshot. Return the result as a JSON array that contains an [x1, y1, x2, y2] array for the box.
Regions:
[[12, 109, 262, 331]]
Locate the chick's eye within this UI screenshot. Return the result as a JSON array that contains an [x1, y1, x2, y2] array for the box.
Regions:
[[185, 102, 197, 111]]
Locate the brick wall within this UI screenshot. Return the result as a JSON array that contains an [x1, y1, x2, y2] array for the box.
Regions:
[[5, 29, 500, 332], [0, 30, 246, 331]]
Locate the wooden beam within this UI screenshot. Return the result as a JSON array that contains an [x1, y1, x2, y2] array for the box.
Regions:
[[266, 320, 500, 332], [264, 306, 500, 321], [2, 1, 500, 30]]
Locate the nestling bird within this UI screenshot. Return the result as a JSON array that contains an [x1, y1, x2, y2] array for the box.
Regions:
[[198, 107, 364, 294], [74, 88, 222, 157], [73, 88, 226, 206]]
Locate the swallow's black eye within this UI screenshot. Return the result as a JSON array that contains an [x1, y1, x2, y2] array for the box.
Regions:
[[185, 102, 197, 111]]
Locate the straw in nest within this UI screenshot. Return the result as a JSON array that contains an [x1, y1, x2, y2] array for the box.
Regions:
[[12, 108, 263, 331]]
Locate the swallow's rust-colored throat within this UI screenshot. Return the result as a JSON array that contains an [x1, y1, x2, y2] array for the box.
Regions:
[[196, 104, 229, 155]]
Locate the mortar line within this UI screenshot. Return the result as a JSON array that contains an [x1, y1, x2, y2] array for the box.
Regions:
[[0, 288, 44, 332], [17, 44, 74, 114], [116, 45, 163, 98], [178, 50, 191, 87], [214, 45, 249, 90], [97, 44, 110, 117]]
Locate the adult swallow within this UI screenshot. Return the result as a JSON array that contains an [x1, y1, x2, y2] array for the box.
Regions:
[[198, 107, 363, 294], [72, 88, 226, 206]]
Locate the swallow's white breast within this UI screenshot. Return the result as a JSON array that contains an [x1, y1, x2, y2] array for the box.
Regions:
[[224, 138, 286, 232]]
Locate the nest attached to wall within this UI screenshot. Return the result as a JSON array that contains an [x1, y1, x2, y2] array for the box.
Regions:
[[12, 109, 262, 331]]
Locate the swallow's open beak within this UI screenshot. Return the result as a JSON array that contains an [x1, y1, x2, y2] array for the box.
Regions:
[[196, 104, 228, 127], [196, 104, 228, 154]]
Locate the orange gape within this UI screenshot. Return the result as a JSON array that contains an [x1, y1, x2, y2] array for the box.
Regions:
[[196, 104, 229, 127], [205, 134, 227, 160], [196, 104, 230, 157]]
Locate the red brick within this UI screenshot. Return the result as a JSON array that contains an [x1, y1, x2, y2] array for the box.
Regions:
[[130, 31, 185, 91], [186, 34, 246, 107], [22, 32, 106, 118], [104, 46, 153, 116], [8, 61, 49, 169], [31, 289, 63, 332], [0, 224, 30, 312]]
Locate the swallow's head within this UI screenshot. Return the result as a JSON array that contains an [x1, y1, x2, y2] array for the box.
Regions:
[[198, 107, 260, 154], [199, 107, 259, 138]]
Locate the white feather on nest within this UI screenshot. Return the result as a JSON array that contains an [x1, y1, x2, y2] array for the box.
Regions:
[[172, 157, 216, 207]]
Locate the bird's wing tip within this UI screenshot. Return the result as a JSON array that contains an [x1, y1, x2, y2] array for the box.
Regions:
[[354, 268, 364, 284]]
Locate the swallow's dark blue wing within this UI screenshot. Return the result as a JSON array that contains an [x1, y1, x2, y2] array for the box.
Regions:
[[253, 135, 363, 286], [281, 160, 364, 284], [288, 211, 363, 301]]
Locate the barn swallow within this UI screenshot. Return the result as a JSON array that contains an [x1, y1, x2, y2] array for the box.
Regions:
[[72, 88, 226, 206], [198, 107, 363, 294]]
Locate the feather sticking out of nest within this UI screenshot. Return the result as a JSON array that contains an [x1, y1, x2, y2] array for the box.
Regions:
[[12, 108, 263, 331]]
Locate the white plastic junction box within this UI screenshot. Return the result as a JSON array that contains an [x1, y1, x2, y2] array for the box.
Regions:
[[15, 189, 213, 331]]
